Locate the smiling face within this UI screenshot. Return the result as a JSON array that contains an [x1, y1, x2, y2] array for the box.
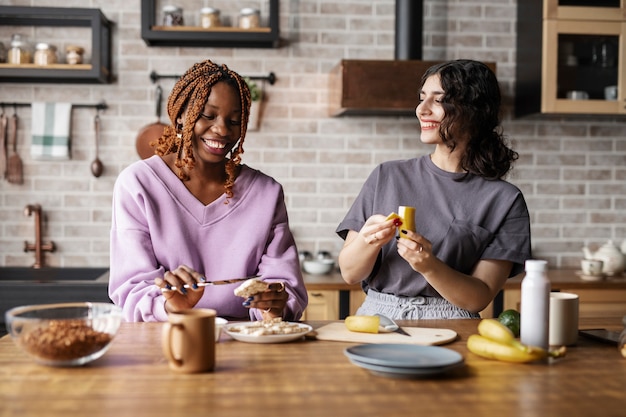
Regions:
[[181, 81, 243, 165], [416, 74, 445, 145]]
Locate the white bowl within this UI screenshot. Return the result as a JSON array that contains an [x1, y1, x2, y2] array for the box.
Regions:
[[303, 259, 335, 275], [5, 302, 122, 367], [215, 317, 228, 341]]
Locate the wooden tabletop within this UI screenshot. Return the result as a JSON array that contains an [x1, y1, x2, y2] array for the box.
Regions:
[[1, 317, 625, 417]]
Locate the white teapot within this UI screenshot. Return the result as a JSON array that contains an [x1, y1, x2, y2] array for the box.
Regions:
[[582, 240, 625, 276]]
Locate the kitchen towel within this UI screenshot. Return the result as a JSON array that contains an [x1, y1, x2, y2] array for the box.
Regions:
[[30, 102, 72, 160]]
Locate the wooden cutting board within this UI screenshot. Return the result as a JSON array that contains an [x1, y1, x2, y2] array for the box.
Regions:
[[314, 322, 457, 346]]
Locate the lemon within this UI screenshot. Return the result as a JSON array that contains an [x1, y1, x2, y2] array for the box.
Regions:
[[345, 315, 380, 334], [498, 309, 521, 338]]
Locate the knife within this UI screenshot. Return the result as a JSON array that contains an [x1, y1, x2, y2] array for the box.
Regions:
[[375, 313, 411, 337], [160, 275, 260, 292]]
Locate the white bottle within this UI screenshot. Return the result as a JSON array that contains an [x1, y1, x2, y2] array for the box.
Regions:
[[520, 259, 550, 350]]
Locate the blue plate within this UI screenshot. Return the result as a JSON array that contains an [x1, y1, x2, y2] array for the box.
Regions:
[[344, 343, 463, 369], [346, 357, 464, 378]]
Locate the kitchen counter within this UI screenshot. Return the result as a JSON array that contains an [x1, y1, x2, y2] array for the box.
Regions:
[[1, 317, 624, 416]]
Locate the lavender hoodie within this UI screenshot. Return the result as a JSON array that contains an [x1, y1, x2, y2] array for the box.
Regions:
[[109, 156, 307, 322]]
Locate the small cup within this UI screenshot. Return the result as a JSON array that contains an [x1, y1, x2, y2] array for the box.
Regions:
[[604, 85, 617, 101], [566, 90, 589, 100], [162, 308, 216, 373], [581, 259, 604, 276], [549, 292, 579, 346]]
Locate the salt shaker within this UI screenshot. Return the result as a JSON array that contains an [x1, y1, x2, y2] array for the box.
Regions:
[[520, 259, 550, 351]]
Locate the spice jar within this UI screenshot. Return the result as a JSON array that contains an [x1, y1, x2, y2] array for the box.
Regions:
[[65, 45, 85, 65], [200, 7, 221, 28], [162, 5, 184, 26], [34, 43, 58, 66], [8, 34, 32, 64], [238, 8, 260, 29]]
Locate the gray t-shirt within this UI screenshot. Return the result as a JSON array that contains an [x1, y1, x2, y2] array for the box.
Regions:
[[336, 155, 531, 298]]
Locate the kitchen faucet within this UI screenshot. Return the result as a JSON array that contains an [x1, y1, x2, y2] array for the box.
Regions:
[[23, 204, 56, 269]]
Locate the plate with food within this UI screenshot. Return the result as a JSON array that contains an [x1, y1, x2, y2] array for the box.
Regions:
[[224, 319, 312, 344]]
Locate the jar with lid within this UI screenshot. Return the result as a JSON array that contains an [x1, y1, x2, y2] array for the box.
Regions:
[[8, 34, 32, 64], [34, 43, 58, 66], [162, 5, 184, 26], [200, 7, 221, 29], [238, 8, 260, 29], [65, 45, 85, 65]]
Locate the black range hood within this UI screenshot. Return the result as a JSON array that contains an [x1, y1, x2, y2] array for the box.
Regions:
[[329, 0, 435, 116]]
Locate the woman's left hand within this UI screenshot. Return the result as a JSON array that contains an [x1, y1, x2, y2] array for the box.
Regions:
[[396, 230, 434, 273], [243, 282, 288, 319]]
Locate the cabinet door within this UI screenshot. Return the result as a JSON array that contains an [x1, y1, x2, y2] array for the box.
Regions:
[[302, 291, 339, 321], [542, 20, 625, 114]]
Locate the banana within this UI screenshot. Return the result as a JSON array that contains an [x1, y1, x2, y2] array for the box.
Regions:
[[467, 334, 547, 363], [477, 318, 515, 344], [468, 319, 567, 363], [345, 315, 380, 334]]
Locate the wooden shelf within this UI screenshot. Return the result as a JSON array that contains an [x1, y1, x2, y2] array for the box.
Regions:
[[0, 6, 113, 84], [141, 0, 280, 48]]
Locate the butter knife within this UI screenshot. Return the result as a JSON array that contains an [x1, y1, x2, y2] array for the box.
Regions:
[[375, 313, 411, 337], [161, 275, 260, 292]]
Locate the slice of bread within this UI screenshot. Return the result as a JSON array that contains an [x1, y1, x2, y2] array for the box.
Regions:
[[234, 278, 268, 298]]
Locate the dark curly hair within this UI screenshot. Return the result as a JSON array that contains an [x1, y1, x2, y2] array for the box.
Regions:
[[420, 59, 518, 180], [152, 60, 251, 199]]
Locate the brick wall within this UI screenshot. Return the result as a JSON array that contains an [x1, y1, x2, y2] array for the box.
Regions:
[[0, 0, 625, 269]]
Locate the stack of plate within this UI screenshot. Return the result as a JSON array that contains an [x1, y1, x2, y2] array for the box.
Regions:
[[344, 343, 464, 379]]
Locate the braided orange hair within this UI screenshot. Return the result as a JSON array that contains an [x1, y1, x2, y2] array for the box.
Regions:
[[153, 60, 251, 200]]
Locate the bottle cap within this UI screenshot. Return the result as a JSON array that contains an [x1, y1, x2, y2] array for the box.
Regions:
[[525, 259, 547, 272]]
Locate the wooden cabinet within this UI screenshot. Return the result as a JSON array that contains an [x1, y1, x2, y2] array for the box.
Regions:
[[516, 0, 625, 116], [140, 0, 280, 48], [301, 290, 339, 321], [0, 6, 113, 84]]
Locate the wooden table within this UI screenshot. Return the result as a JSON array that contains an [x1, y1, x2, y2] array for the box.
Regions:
[[1, 318, 625, 417]]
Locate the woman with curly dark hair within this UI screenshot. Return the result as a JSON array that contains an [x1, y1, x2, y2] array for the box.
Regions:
[[337, 59, 531, 319], [109, 60, 307, 322]]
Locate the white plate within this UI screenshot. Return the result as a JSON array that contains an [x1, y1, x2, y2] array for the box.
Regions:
[[224, 322, 312, 344], [344, 343, 464, 368]]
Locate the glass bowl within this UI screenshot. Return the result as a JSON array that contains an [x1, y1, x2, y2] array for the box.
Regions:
[[5, 302, 123, 367]]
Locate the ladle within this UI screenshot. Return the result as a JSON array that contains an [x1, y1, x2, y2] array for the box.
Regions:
[[91, 113, 104, 178]]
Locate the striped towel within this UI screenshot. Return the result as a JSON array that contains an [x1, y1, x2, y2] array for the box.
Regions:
[[31, 102, 72, 160]]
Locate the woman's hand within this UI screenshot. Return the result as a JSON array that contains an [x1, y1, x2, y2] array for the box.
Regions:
[[359, 214, 402, 247], [396, 230, 436, 274], [154, 265, 205, 313], [242, 282, 288, 320]]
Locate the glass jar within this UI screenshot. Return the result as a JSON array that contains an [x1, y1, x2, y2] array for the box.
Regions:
[[0, 42, 6, 63], [8, 34, 32, 64], [65, 45, 85, 65], [200, 7, 221, 29], [238, 8, 260, 29], [162, 5, 184, 26], [34, 43, 58, 66]]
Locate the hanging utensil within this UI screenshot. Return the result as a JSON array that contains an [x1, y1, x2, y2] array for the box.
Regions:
[[91, 111, 104, 178], [135, 85, 167, 159], [0, 105, 7, 180], [6, 105, 23, 185]]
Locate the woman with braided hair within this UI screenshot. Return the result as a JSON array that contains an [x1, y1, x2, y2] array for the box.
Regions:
[[109, 60, 307, 322], [336, 59, 531, 320]]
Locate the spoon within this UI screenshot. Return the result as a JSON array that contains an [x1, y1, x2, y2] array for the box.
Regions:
[[91, 113, 104, 178], [375, 313, 411, 336]]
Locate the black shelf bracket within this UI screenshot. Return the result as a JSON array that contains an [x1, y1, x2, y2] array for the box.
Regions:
[[149, 70, 276, 85], [0, 101, 108, 111]]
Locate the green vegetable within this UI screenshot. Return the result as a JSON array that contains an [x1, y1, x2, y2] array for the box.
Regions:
[[498, 309, 521, 338]]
